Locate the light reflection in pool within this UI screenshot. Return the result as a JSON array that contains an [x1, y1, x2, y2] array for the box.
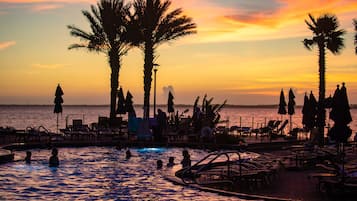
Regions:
[[0, 147, 250, 200]]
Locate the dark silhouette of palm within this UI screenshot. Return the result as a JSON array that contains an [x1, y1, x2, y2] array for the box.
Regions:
[[303, 13, 345, 145], [130, 0, 196, 119], [67, 0, 132, 120], [354, 19, 357, 54]]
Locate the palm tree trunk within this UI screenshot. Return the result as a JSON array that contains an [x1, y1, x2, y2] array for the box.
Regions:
[[109, 49, 120, 121], [317, 43, 326, 145], [143, 40, 154, 120]]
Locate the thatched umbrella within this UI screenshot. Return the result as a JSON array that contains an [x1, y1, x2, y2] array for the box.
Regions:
[[54, 84, 64, 133]]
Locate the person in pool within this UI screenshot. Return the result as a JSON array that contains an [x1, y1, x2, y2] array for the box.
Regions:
[[125, 149, 132, 159], [156, 159, 163, 169], [167, 157, 175, 167], [49, 148, 59, 167], [25, 151, 31, 164], [181, 150, 191, 168]]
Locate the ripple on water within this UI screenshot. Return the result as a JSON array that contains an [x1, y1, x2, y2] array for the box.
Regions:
[[0, 147, 249, 200]]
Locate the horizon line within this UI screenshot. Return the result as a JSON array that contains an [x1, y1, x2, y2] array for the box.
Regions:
[[1, 104, 357, 109]]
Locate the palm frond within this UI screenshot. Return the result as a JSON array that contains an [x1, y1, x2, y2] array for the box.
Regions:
[[308, 13, 317, 26], [327, 30, 345, 54], [216, 100, 227, 113], [154, 4, 196, 44], [67, 25, 93, 41], [303, 39, 315, 50], [68, 43, 87, 50], [305, 20, 317, 33]]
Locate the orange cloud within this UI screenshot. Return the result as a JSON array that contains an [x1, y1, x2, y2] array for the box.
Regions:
[[221, 0, 357, 27], [31, 4, 63, 11], [0, 41, 16, 50], [171, 0, 357, 42]]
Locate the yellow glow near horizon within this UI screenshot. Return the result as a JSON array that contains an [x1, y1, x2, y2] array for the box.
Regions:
[[0, 0, 357, 105]]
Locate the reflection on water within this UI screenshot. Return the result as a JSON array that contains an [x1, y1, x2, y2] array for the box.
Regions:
[[0, 147, 247, 200]]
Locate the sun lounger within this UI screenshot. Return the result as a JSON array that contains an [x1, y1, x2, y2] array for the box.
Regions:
[[271, 120, 289, 138]]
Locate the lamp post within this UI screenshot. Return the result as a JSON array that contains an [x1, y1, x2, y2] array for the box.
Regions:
[[153, 64, 159, 118]]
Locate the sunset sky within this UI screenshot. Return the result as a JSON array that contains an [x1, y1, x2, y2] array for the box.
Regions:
[[0, 0, 356, 106]]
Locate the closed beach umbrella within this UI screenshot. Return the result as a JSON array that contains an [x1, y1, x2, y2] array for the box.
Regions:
[[288, 88, 295, 132], [116, 87, 126, 115], [125, 91, 136, 118], [339, 83, 352, 125], [306, 91, 318, 130], [168, 91, 174, 113], [329, 83, 353, 181], [278, 89, 287, 117], [329, 85, 341, 123], [329, 83, 352, 143], [302, 92, 309, 129], [54, 84, 64, 133], [330, 83, 352, 126], [54, 84, 64, 113]]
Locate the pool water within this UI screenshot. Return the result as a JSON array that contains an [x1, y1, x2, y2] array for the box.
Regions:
[[0, 147, 249, 200]]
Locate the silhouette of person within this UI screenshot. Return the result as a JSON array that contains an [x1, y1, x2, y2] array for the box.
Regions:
[[49, 148, 59, 167], [167, 156, 175, 167], [157, 159, 163, 169], [181, 149, 191, 168], [25, 151, 31, 164], [126, 149, 132, 159], [156, 109, 167, 142]]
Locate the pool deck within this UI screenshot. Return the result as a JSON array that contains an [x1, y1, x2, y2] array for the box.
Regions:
[[162, 152, 344, 201]]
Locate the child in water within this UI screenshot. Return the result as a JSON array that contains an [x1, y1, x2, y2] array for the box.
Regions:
[[49, 148, 59, 167]]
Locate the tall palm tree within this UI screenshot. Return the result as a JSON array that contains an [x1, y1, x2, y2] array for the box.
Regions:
[[353, 19, 357, 54], [131, 0, 196, 119], [303, 13, 345, 145], [68, 0, 132, 121]]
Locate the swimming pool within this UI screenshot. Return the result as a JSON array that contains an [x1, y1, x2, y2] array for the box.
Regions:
[[0, 147, 254, 200]]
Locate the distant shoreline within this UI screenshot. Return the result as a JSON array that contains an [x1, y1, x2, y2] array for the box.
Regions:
[[1, 104, 357, 109]]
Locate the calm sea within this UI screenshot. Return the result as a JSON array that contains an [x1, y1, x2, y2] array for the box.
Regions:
[[1, 105, 356, 136]]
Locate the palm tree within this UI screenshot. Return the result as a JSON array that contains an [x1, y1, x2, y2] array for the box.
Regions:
[[303, 13, 345, 145], [131, 0, 196, 119], [68, 0, 132, 121], [353, 19, 357, 54]]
